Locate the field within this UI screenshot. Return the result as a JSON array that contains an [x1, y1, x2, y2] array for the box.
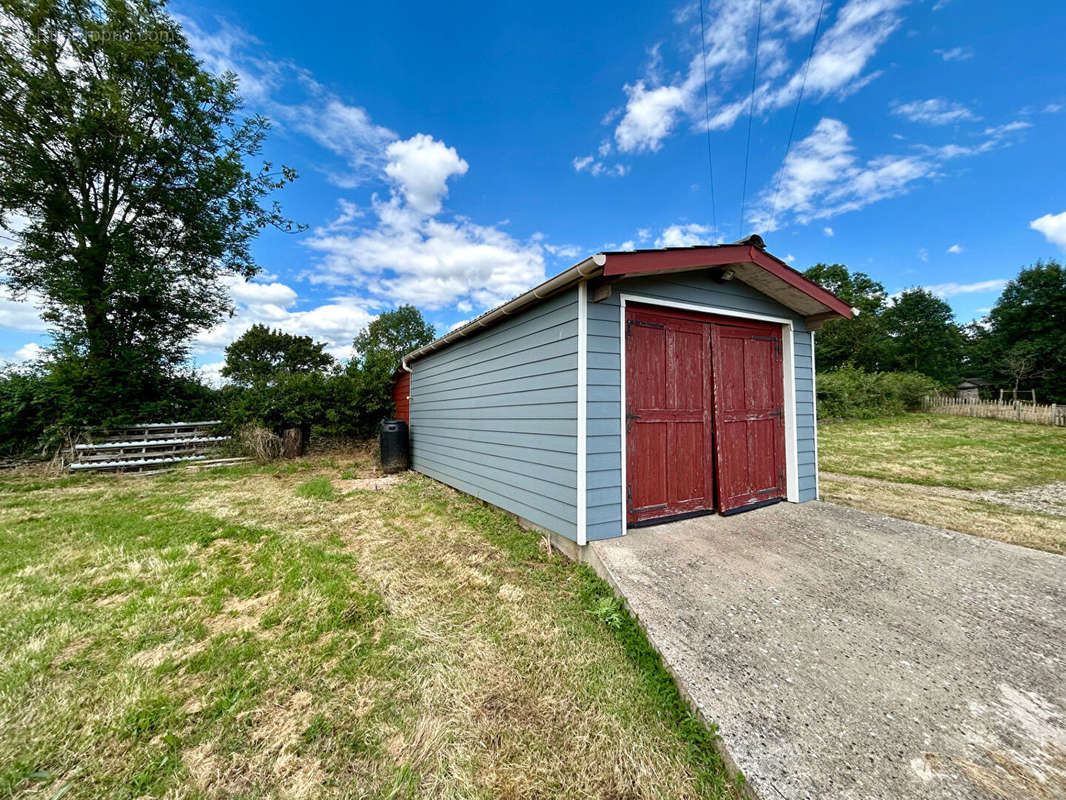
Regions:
[[818, 414, 1066, 554], [0, 452, 739, 799]]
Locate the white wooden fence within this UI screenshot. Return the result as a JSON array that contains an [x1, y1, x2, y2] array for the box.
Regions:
[[922, 396, 1066, 427]]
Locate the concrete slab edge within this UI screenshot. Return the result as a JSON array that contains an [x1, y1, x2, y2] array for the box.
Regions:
[[583, 540, 760, 800], [424, 484, 757, 799]]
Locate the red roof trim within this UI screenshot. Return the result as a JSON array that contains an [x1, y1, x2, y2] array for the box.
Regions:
[[601, 245, 853, 319]]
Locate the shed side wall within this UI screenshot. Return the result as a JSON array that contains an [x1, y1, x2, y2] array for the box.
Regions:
[[410, 288, 579, 541], [585, 273, 817, 542]]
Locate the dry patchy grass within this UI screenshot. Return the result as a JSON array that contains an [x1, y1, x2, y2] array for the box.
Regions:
[[819, 414, 1066, 553], [818, 414, 1066, 490], [0, 446, 738, 799], [819, 475, 1066, 554]]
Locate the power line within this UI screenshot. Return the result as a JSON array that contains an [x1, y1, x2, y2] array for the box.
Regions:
[[697, 0, 718, 239], [737, 0, 764, 238], [768, 0, 827, 231]]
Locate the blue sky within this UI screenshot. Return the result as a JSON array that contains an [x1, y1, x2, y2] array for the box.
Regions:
[[2, 0, 1066, 377]]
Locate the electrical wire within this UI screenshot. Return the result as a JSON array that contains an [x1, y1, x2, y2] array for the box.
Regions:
[[697, 0, 718, 239], [768, 0, 827, 231], [738, 0, 765, 238]]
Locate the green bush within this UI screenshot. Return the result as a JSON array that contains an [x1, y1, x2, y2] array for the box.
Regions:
[[0, 358, 221, 458], [221, 369, 388, 441], [817, 366, 941, 420]]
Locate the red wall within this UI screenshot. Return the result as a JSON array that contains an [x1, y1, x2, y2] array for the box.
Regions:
[[392, 372, 410, 423]]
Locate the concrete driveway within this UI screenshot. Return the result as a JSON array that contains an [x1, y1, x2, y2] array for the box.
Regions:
[[588, 501, 1066, 800]]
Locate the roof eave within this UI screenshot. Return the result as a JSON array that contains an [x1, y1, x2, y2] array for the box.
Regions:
[[402, 254, 605, 369]]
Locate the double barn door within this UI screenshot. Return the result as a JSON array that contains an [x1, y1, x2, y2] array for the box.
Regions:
[[625, 303, 786, 525]]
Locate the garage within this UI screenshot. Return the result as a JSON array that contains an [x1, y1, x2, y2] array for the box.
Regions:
[[625, 304, 786, 524], [397, 237, 852, 549]]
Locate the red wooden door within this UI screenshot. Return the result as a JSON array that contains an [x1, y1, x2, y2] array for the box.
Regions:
[[625, 306, 714, 525], [710, 321, 786, 513]]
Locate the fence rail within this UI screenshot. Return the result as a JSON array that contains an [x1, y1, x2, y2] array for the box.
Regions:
[[69, 420, 242, 473], [922, 396, 1066, 427]]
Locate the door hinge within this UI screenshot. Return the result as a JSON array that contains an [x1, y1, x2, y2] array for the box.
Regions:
[[626, 409, 641, 432], [627, 319, 665, 338], [626, 484, 632, 512]]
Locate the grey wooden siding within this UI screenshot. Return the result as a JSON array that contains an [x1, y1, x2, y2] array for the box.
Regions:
[[584, 273, 818, 541], [409, 288, 579, 541]]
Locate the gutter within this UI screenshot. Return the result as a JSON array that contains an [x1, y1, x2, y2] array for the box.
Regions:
[[402, 253, 606, 369]]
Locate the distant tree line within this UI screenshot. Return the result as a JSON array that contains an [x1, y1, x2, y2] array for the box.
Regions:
[[804, 260, 1066, 403]]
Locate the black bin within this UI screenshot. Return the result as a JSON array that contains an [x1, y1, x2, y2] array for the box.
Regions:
[[379, 419, 409, 474]]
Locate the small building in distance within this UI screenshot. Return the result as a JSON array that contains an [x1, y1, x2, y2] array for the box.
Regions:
[[956, 378, 991, 402]]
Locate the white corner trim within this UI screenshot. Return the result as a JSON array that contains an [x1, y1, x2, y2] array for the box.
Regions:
[[617, 293, 802, 535], [811, 330, 820, 500], [576, 281, 588, 546], [781, 330, 800, 503]]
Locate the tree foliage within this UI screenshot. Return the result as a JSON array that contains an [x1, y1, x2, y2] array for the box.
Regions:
[[983, 260, 1066, 400], [222, 324, 334, 386], [0, 0, 296, 423], [880, 289, 964, 383], [803, 263, 890, 372], [351, 305, 437, 376], [219, 307, 437, 440], [342, 305, 437, 427]]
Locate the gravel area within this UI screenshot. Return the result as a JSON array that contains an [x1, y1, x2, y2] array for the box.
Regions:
[[985, 482, 1066, 517]]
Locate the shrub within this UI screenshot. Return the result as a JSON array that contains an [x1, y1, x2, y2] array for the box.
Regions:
[[0, 358, 221, 458], [817, 366, 941, 420]]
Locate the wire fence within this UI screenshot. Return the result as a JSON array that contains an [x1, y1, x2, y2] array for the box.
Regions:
[[923, 396, 1066, 427]]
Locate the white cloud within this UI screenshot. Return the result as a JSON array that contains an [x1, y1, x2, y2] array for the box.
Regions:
[[892, 98, 979, 125], [224, 276, 299, 307], [754, 109, 1036, 230], [785, 253, 796, 262], [947, 243, 963, 254], [14, 342, 45, 362], [179, 15, 396, 187], [196, 360, 226, 388], [306, 198, 546, 311], [601, 0, 906, 156], [384, 134, 468, 216], [614, 82, 689, 153], [195, 291, 376, 357], [0, 291, 48, 333], [823, 226, 835, 237], [983, 120, 1031, 137], [572, 155, 628, 177], [1030, 211, 1066, 250], [752, 117, 935, 230], [935, 46, 973, 62], [924, 279, 1007, 298], [918, 247, 928, 262], [285, 98, 396, 184], [1044, 103, 1063, 114], [655, 223, 712, 247]]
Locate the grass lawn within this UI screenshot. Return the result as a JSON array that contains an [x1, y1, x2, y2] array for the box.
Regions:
[[0, 451, 740, 799], [818, 414, 1066, 553], [818, 413, 1066, 490]]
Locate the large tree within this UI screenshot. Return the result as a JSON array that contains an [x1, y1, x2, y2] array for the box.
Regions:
[[803, 263, 890, 371], [881, 289, 964, 383], [348, 305, 436, 424], [222, 324, 334, 386], [0, 0, 296, 418], [351, 305, 437, 377], [984, 260, 1066, 401]]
